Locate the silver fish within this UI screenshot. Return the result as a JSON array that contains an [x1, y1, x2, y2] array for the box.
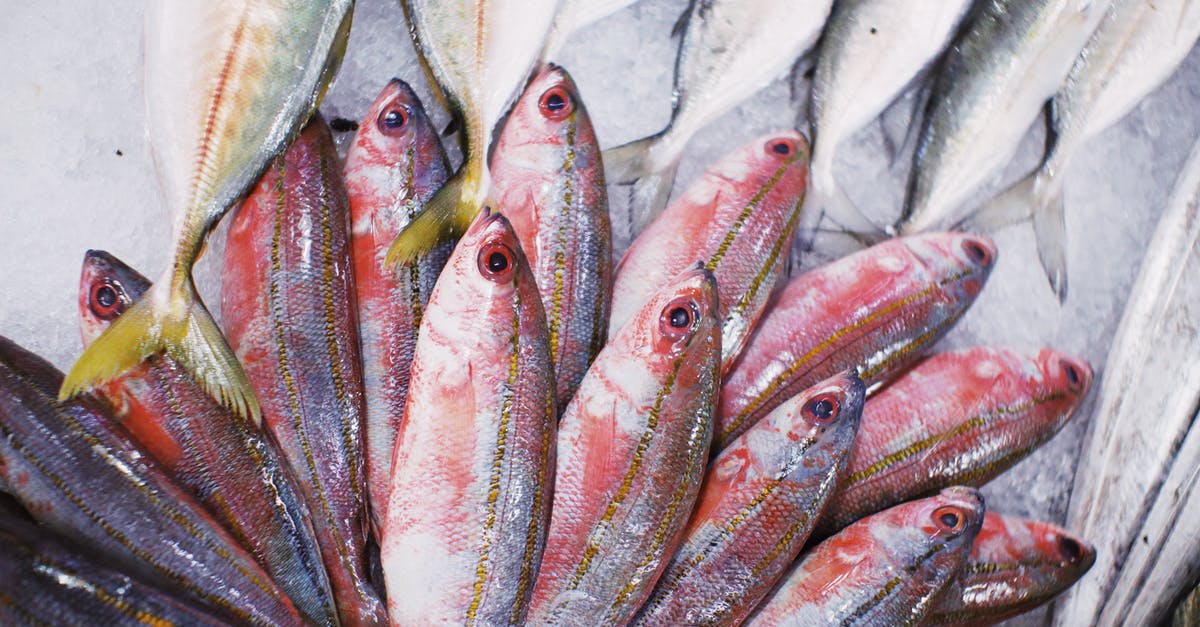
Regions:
[[541, 0, 644, 62]]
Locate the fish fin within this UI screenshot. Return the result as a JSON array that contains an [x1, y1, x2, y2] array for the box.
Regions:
[[806, 168, 889, 247], [960, 174, 1037, 233], [387, 168, 480, 266], [603, 132, 680, 233], [1032, 178, 1069, 302], [61, 282, 261, 424], [881, 80, 931, 169], [627, 159, 680, 234], [602, 133, 662, 184], [671, 5, 693, 38]]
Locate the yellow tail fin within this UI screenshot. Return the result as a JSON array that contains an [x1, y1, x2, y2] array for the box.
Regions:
[[385, 167, 483, 266], [60, 283, 261, 425]]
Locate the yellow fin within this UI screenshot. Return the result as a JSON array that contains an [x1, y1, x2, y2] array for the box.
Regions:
[[386, 169, 481, 266]]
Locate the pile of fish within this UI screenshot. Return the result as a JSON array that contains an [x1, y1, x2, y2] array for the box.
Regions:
[[3, 0, 1200, 625]]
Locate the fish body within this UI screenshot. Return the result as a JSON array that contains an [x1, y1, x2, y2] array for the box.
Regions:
[[528, 266, 721, 626], [343, 79, 451, 531], [61, 0, 355, 422], [390, 0, 561, 262], [381, 210, 555, 625], [633, 371, 865, 627], [541, 0, 642, 61], [717, 233, 995, 449], [76, 251, 338, 626], [808, 0, 972, 229], [0, 336, 301, 626], [899, 0, 1110, 235], [926, 512, 1095, 626], [817, 347, 1092, 536], [490, 65, 613, 411], [609, 130, 809, 371], [746, 487, 985, 626], [222, 116, 384, 625], [603, 0, 833, 228]]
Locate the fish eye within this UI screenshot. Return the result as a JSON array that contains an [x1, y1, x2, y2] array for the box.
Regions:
[[1062, 360, 1083, 391], [377, 104, 410, 135], [769, 138, 795, 157], [659, 297, 701, 342], [931, 506, 967, 535], [1059, 536, 1083, 563], [539, 87, 574, 120], [805, 394, 839, 424], [89, 281, 124, 320], [477, 242, 516, 282], [962, 237, 992, 267]]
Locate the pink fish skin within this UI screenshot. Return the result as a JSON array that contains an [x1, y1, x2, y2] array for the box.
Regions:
[[528, 265, 721, 626], [817, 347, 1092, 537], [608, 130, 809, 372], [491, 63, 613, 413], [343, 79, 451, 533], [633, 370, 865, 627], [746, 486, 985, 626], [77, 250, 337, 626], [717, 232, 995, 449], [381, 210, 556, 625], [222, 115, 385, 626], [924, 512, 1095, 626]]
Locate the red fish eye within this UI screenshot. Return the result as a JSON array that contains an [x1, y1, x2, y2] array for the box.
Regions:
[[1059, 536, 1083, 563], [962, 237, 992, 267], [768, 138, 795, 157], [539, 87, 574, 120], [805, 394, 839, 424], [932, 506, 967, 534], [477, 242, 516, 282], [1061, 359, 1085, 392], [89, 281, 124, 320], [659, 297, 700, 342], [377, 104, 410, 135]]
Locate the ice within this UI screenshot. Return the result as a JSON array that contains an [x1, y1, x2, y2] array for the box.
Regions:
[[2, 1, 1199, 623]]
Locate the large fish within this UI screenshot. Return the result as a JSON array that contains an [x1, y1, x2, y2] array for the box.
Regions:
[[717, 233, 995, 449], [382, 210, 556, 625], [633, 371, 865, 627], [540, 0, 643, 62], [388, 0, 561, 263], [927, 513, 1095, 626], [60, 0, 355, 422], [490, 64, 613, 412], [817, 347, 1092, 537], [897, 0, 1110, 236], [746, 487, 985, 626], [222, 116, 385, 626], [76, 250, 337, 626], [972, 0, 1200, 299], [1055, 138, 1200, 625], [609, 130, 809, 371], [528, 265, 721, 626], [0, 336, 302, 625], [603, 0, 833, 230], [343, 79, 451, 532], [807, 0, 972, 233]]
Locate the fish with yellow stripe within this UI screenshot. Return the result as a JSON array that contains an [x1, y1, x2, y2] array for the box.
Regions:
[[59, 0, 355, 423]]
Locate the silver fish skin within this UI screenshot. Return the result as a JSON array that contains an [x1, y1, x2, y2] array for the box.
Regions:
[[1054, 138, 1200, 626], [541, 0, 643, 62], [898, 0, 1111, 236], [603, 0, 833, 230], [972, 0, 1200, 299], [808, 0, 972, 232]]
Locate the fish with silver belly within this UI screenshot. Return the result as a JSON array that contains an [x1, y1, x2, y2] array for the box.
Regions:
[[0, 336, 302, 626], [541, 0, 644, 63], [897, 0, 1110, 236], [60, 0, 355, 423], [717, 232, 995, 450], [222, 116, 385, 626], [603, 0, 833, 231], [490, 64, 613, 412], [816, 346, 1092, 537], [746, 487, 985, 626], [343, 79, 451, 532], [528, 265, 720, 626], [633, 371, 865, 627], [388, 0, 561, 263], [382, 210, 555, 625], [76, 250, 337, 626], [609, 130, 809, 372]]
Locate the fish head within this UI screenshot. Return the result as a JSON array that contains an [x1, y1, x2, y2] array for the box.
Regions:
[[788, 369, 865, 456], [901, 232, 996, 302], [344, 78, 443, 181], [500, 64, 596, 158], [1035, 348, 1092, 404], [453, 208, 537, 299], [634, 264, 720, 362], [77, 250, 150, 348], [883, 486, 986, 588]]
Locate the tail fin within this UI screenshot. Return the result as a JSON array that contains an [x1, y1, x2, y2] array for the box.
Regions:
[[960, 174, 1037, 233], [803, 163, 889, 250], [603, 133, 680, 234], [386, 165, 483, 266], [603, 134, 662, 185], [60, 282, 261, 424]]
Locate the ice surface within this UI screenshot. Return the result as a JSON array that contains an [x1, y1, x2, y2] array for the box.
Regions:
[[2, 1, 1198, 623]]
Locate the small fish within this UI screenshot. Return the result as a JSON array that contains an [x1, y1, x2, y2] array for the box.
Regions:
[[222, 116, 384, 626], [807, 0, 972, 233], [633, 371, 865, 627], [717, 233, 995, 450], [816, 347, 1092, 537], [609, 130, 809, 372], [541, 0, 644, 62], [897, 0, 1110, 236], [528, 265, 721, 626], [388, 0, 561, 263], [76, 250, 338, 627], [746, 486, 985, 626], [60, 0, 355, 422], [926, 512, 1095, 626], [343, 78, 451, 532], [970, 0, 1200, 299], [382, 210, 556, 625], [603, 0, 833, 230], [490, 64, 613, 412], [0, 336, 302, 625]]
